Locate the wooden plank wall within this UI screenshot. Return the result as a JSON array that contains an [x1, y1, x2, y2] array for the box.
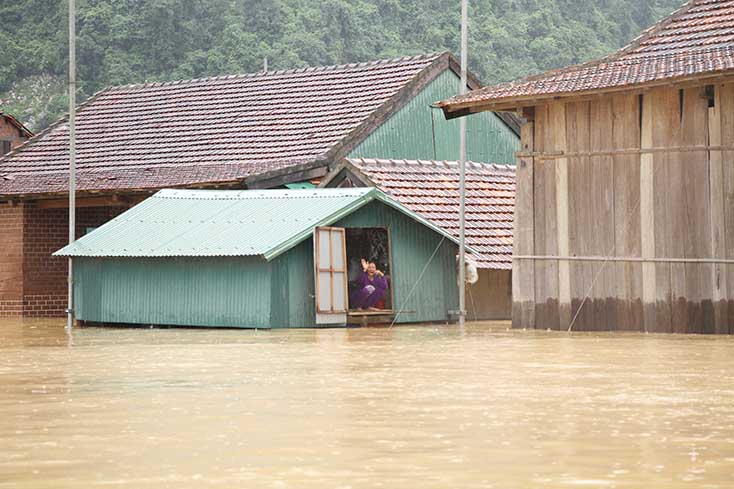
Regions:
[[512, 122, 535, 328], [533, 104, 560, 330], [512, 81, 734, 333], [721, 83, 734, 335]]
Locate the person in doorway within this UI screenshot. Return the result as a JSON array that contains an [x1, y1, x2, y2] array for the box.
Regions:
[[351, 258, 388, 311]]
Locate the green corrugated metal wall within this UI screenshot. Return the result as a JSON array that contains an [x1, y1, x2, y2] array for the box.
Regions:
[[74, 200, 458, 328], [75, 257, 273, 328], [336, 201, 459, 324], [350, 70, 519, 164]]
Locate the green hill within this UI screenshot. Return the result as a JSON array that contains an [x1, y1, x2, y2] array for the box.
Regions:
[[0, 0, 684, 131]]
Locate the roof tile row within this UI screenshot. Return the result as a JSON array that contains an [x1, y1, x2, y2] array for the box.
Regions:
[[345, 158, 515, 270]]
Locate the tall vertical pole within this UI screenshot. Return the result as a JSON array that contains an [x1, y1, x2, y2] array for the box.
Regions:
[[458, 0, 468, 328], [67, 0, 76, 330]]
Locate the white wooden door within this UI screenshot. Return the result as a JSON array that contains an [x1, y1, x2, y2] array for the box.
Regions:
[[314, 227, 348, 325]]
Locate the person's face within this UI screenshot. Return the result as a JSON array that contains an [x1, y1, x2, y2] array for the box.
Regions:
[[367, 263, 377, 277]]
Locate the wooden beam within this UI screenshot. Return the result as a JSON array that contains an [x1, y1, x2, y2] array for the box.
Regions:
[[550, 103, 572, 329], [34, 195, 145, 209], [516, 144, 734, 159], [709, 85, 729, 333], [512, 121, 536, 329], [441, 72, 734, 115], [246, 166, 328, 190]]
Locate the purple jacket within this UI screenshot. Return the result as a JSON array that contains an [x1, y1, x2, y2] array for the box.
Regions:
[[356, 271, 388, 291]]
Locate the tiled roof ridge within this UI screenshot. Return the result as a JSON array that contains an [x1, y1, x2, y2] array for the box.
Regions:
[[348, 157, 516, 172], [0, 86, 113, 165], [109, 52, 447, 91]]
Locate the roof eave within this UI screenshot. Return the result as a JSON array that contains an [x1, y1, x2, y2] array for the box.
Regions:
[[440, 68, 734, 116]]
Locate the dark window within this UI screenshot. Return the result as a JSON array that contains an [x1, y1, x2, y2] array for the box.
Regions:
[[1, 140, 11, 155]]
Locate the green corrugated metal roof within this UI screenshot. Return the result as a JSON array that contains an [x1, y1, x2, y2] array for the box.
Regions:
[[284, 182, 316, 190], [55, 188, 468, 260]]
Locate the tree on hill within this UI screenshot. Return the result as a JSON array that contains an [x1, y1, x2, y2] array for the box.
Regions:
[[0, 0, 685, 131]]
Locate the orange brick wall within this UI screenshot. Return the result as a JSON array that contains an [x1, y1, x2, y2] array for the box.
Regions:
[[0, 204, 128, 317], [0, 204, 25, 316]]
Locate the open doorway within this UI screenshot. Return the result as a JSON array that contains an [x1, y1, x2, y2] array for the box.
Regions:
[[345, 227, 394, 312]]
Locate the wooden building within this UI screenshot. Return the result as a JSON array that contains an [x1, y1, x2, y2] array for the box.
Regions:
[[55, 188, 462, 328], [439, 0, 734, 333], [0, 113, 32, 156], [321, 158, 515, 320], [0, 52, 519, 317]]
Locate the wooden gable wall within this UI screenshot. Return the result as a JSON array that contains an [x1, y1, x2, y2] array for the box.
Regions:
[[514, 81, 734, 334]]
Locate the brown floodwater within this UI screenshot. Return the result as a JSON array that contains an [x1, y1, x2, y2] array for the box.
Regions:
[[1, 319, 733, 488]]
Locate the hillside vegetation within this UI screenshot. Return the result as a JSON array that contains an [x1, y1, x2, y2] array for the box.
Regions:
[[1, 0, 684, 131]]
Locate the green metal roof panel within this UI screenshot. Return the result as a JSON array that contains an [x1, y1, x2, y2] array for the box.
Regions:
[[55, 188, 467, 259], [284, 182, 316, 190]]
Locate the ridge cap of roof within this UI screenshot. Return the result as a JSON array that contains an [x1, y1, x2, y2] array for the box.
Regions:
[[153, 186, 374, 200], [347, 157, 516, 170], [106, 52, 447, 92]]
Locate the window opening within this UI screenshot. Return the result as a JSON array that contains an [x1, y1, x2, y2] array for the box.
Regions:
[[345, 227, 393, 312]]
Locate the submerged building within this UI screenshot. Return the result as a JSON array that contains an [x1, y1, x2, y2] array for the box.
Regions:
[[0, 52, 519, 317], [321, 158, 515, 320], [439, 0, 734, 334], [55, 188, 464, 328]]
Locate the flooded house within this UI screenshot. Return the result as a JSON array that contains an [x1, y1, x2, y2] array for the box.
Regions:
[[321, 158, 515, 320], [54, 188, 464, 328], [0, 52, 519, 318], [438, 0, 734, 334]]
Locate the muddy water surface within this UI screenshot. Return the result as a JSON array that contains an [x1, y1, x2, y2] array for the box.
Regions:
[[1, 319, 733, 488]]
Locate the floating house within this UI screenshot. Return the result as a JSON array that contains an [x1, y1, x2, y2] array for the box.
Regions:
[[55, 188, 464, 328], [439, 0, 734, 334], [0, 52, 519, 317], [321, 158, 515, 320]]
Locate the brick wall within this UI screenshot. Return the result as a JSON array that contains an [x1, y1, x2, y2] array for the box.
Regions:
[[0, 116, 29, 153], [0, 203, 24, 316], [0, 203, 128, 317]]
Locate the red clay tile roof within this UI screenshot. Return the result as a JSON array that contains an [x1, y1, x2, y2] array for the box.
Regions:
[[439, 0, 734, 113], [0, 53, 457, 198], [343, 158, 515, 270]]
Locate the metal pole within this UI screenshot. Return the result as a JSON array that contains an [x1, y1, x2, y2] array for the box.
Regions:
[[66, 0, 76, 330], [458, 0, 468, 328]]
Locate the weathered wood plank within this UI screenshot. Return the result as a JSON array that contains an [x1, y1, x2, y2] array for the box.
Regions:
[[640, 93, 658, 332], [551, 102, 572, 330], [566, 101, 594, 330], [720, 82, 734, 335], [612, 94, 643, 331], [709, 85, 729, 334], [681, 87, 714, 333], [512, 121, 536, 329], [533, 104, 560, 330], [651, 89, 676, 333], [589, 97, 617, 331]]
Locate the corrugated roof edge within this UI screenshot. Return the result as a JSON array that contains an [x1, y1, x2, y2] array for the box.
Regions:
[[54, 187, 470, 259]]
